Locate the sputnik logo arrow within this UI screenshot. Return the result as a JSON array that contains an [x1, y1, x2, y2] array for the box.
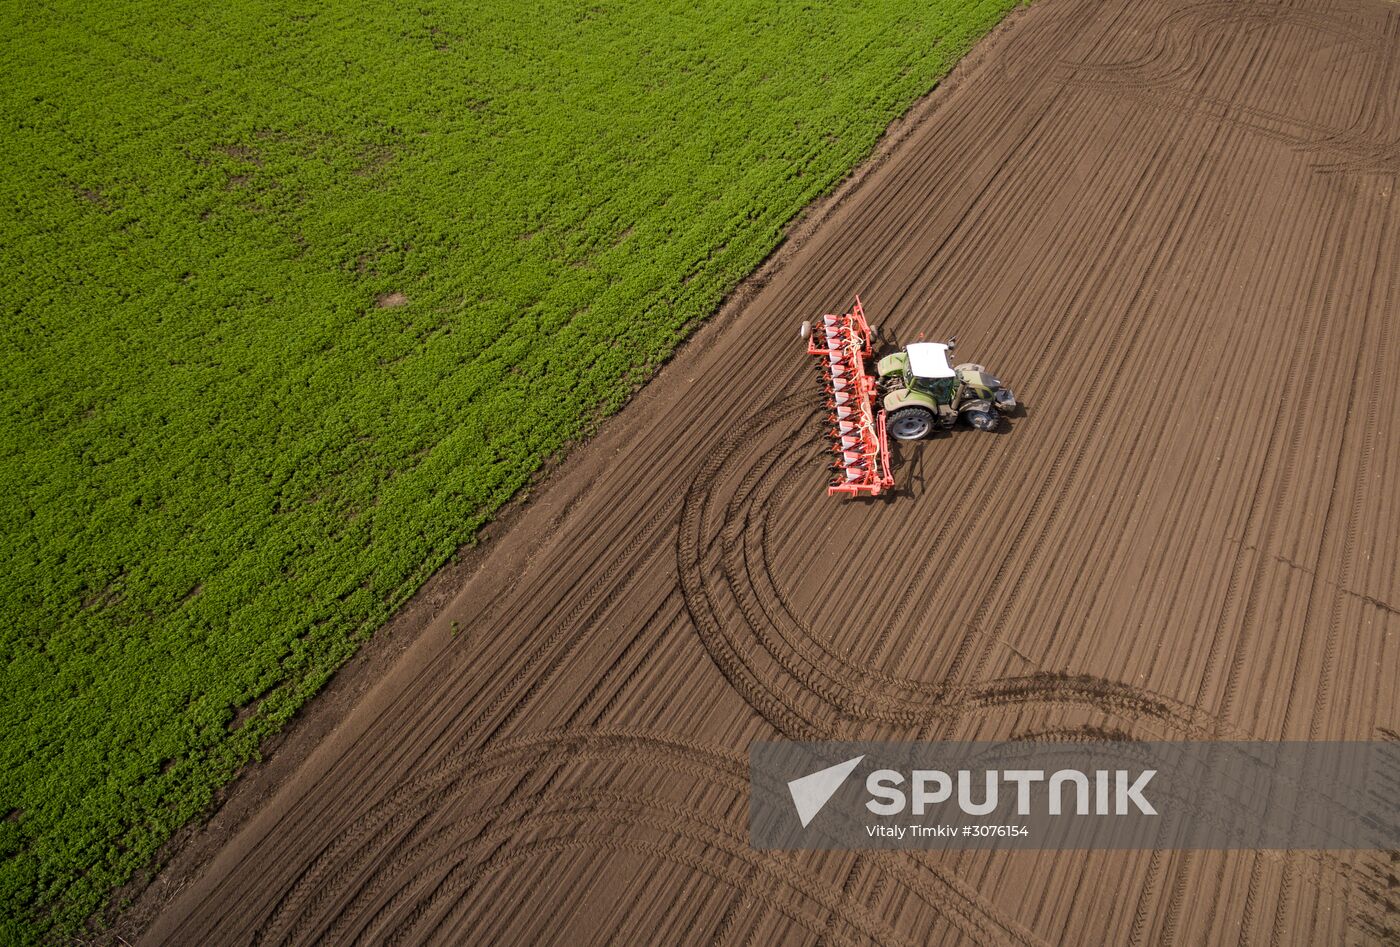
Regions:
[[787, 755, 864, 828]]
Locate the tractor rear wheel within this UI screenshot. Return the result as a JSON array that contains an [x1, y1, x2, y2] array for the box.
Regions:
[[887, 406, 935, 441]]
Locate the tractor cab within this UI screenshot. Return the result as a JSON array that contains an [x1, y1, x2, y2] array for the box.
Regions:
[[904, 342, 958, 404], [877, 341, 957, 402]]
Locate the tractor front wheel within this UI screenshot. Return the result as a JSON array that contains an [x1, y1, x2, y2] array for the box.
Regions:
[[887, 406, 935, 441]]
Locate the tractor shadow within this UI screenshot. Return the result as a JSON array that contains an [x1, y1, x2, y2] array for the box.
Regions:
[[891, 442, 926, 501], [887, 403, 1028, 499], [989, 402, 1028, 436]]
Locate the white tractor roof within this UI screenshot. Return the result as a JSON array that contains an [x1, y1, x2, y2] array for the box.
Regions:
[[906, 342, 956, 379]]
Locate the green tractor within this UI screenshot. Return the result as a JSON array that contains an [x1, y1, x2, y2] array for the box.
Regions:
[[876, 339, 1017, 440]]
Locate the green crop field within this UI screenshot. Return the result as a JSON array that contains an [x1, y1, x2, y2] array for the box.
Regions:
[[0, 0, 1020, 939]]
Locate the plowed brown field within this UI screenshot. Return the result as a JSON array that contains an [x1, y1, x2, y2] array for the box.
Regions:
[[140, 0, 1400, 942]]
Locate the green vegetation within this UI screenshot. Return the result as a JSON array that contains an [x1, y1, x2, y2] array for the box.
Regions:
[[0, 0, 1019, 938]]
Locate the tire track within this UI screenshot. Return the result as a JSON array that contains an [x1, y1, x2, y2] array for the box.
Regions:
[[251, 729, 1038, 947], [677, 390, 1246, 742]]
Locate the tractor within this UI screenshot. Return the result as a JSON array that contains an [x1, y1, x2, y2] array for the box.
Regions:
[[876, 340, 1017, 440], [800, 297, 1017, 496]]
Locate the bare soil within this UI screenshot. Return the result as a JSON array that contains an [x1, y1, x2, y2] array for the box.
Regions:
[[131, 0, 1400, 942]]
